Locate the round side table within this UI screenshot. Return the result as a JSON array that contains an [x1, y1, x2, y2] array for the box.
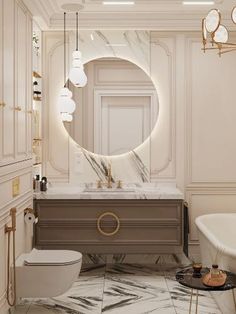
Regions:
[[176, 267, 236, 314]]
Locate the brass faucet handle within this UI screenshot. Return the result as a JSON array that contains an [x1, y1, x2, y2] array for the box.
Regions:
[[117, 180, 123, 189], [97, 180, 102, 188]]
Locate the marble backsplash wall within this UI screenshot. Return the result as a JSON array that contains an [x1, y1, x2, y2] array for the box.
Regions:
[[43, 30, 175, 183], [68, 30, 152, 184]]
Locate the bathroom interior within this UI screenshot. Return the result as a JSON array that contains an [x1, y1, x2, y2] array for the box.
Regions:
[[1, 0, 236, 313]]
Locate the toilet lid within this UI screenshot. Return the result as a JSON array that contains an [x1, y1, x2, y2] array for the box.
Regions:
[[24, 249, 82, 266]]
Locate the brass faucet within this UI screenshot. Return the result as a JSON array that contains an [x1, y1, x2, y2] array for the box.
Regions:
[[96, 163, 114, 188]]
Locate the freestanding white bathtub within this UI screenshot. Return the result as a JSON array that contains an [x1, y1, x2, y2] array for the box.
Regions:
[[195, 214, 236, 314]]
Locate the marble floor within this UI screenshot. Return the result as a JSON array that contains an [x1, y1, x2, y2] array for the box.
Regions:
[[14, 257, 222, 314]]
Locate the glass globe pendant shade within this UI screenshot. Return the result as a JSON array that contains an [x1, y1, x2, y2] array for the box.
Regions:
[[61, 112, 73, 122], [69, 66, 87, 87], [69, 50, 87, 87], [58, 87, 76, 114]]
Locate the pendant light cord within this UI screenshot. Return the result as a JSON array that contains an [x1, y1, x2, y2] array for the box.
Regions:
[[76, 12, 79, 51], [64, 12, 66, 86]]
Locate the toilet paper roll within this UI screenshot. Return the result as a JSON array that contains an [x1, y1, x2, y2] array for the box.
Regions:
[[24, 212, 36, 225]]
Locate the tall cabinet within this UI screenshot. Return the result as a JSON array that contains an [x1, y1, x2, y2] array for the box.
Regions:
[[0, 0, 32, 166], [0, 1, 33, 313]]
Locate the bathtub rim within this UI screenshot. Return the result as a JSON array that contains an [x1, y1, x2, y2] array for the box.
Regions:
[[195, 213, 236, 259]]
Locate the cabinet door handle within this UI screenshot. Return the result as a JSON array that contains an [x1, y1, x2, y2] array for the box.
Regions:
[[0, 102, 6, 107], [14, 106, 22, 111], [27, 110, 33, 114]]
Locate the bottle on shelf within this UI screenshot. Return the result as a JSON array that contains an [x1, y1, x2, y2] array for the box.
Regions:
[[33, 81, 42, 101], [40, 176, 47, 192], [34, 175, 41, 192]]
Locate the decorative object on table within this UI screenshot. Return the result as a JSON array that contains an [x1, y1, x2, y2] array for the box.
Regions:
[[192, 263, 202, 278], [202, 6, 236, 56], [202, 264, 227, 287], [176, 267, 236, 314]]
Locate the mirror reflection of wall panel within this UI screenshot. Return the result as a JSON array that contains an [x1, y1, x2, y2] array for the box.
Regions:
[[64, 58, 159, 156], [96, 96, 151, 155]]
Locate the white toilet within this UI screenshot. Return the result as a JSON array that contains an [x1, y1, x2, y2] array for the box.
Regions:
[[15, 249, 82, 298]]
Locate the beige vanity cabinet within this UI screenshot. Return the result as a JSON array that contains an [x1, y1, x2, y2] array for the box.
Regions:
[[34, 199, 184, 254], [0, 0, 32, 166]]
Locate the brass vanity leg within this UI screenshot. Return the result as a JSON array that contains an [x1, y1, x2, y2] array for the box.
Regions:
[[189, 288, 193, 314], [195, 289, 199, 314], [232, 289, 236, 311]]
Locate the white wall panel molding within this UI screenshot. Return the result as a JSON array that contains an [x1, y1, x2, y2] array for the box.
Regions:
[[0, 196, 32, 314], [0, 291, 7, 314], [93, 89, 157, 155], [186, 190, 236, 244], [185, 34, 236, 185], [0, 159, 32, 177], [42, 33, 69, 181], [94, 61, 153, 87], [186, 183, 236, 190], [150, 34, 176, 180], [0, 195, 32, 228]]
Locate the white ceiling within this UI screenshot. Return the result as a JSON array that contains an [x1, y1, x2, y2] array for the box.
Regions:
[[23, 0, 234, 31]]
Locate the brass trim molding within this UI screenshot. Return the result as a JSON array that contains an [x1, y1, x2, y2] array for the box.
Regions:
[[97, 212, 120, 237]]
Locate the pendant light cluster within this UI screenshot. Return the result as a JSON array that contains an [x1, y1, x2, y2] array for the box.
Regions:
[[69, 12, 87, 87], [59, 11, 87, 122]]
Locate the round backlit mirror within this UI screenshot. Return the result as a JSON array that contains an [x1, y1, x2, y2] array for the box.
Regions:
[[232, 6, 236, 24], [213, 25, 228, 44], [205, 9, 221, 33], [63, 57, 159, 156]]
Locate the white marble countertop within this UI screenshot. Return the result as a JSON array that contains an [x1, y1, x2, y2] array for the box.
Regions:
[[34, 182, 184, 200]]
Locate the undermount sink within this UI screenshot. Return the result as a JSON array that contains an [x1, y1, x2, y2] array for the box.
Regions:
[[83, 187, 136, 193]]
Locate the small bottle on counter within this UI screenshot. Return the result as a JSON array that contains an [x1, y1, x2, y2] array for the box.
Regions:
[[210, 264, 220, 278], [40, 176, 47, 192], [35, 175, 41, 192]]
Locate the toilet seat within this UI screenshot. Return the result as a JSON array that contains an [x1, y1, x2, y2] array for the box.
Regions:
[[24, 249, 82, 266]]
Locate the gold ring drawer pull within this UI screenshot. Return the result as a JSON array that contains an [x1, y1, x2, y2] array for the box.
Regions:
[[14, 106, 21, 111], [0, 102, 6, 107], [27, 110, 33, 114], [97, 212, 120, 237]]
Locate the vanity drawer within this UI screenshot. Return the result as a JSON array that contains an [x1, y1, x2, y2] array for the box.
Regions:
[[34, 199, 184, 253], [34, 199, 182, 223]]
